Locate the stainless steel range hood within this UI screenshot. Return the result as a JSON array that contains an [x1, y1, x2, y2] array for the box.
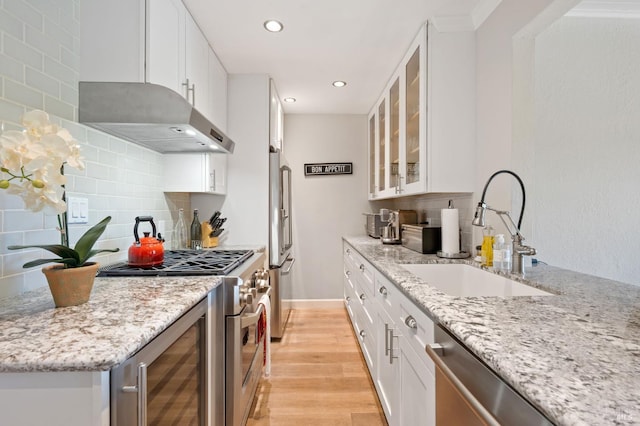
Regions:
[[79, 82, 235, 154]]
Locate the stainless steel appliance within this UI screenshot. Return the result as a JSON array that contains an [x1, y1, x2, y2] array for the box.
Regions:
[[381, 209, 417, 244], [364, 213, 384, 238], [111, 296, 210, 426], [269, 147, 293, 339], [105, 249, 267, 426], [426, 325, 554, 426]]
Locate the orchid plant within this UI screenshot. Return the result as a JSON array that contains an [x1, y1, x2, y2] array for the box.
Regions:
[[1, 110, 119, 268]]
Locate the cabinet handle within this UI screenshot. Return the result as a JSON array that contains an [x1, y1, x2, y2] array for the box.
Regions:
[[182, 78, 195, 105], [346, 248, 351, 254], [122, 362, 147, 426], [212, 170, 216, 191], [384, 323, 391, 356], [359, 264, 365, 272], [389, 329, 399, 364], [345, 296, 351, 304], [359, 329, 366, 339], [345, 270, 351, 277], [405, 315, 417, 329], [359, 293, 366, 301], [379, 286, 388, 296]]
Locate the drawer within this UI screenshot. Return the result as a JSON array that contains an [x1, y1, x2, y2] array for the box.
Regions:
[[397, 293, 435, 374], [344, 243, 375, 297]]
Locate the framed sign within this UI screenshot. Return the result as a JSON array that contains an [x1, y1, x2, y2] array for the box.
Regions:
[[304, 162, 353, 176]]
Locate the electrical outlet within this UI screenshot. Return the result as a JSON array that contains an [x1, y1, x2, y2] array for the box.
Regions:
[[67, 197, 89, 224]]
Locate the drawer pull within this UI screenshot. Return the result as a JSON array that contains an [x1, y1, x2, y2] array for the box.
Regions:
[[359, 329, 366, 338], [346, 270, 351, 276], [359, 264, 365, 272], [359, 293, 366, 301], [346, 248, 351, 254], [379, 286, 388, 296], [405, 315, 417, 329]]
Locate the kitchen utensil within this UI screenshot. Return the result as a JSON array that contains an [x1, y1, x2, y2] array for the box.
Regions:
[[128, 216, 165, 267], [209, 211, 221, 227], [211, 228, 224, 237]]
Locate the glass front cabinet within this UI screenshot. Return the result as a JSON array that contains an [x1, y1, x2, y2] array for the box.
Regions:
[[368, 22, 476, 200]]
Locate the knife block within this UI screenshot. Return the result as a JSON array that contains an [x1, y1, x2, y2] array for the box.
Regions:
[[201, 222, 218, 248]]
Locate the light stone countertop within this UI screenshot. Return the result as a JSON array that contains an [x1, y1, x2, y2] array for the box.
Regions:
[[0, 275, 221, 372], [344, 235, 640, 426]]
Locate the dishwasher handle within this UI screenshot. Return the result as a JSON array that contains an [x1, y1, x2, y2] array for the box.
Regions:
[[426, 344, 501, 426]]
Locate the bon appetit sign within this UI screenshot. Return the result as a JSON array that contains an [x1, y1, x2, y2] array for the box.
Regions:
[[304, 162, 353, 176]]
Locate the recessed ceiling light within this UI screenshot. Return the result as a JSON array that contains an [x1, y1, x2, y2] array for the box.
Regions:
[[332, 80, 347, 88], [283, 97, 296, 103], [264, 20, 283, 32]]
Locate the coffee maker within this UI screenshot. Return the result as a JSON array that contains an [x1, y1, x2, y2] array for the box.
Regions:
[[381, 210, 418, 244]]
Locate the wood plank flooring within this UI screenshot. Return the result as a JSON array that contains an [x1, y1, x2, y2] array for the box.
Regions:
[[246, 308, 388, 426]]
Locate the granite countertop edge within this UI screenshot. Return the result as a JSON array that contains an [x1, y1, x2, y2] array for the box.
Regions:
[[0, 275, 223, 373], [343, 235, 640, 426]]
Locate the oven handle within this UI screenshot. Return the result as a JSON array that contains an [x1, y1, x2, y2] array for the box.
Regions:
[[241, 303, 265, 329], [426, 344, 500, 426]]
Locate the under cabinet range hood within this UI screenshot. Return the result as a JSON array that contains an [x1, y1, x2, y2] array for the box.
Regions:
[[78, 82, 235, 154]]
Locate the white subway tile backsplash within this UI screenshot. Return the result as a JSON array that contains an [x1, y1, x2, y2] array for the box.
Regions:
[[25, 0, 60, 25], [25, 23, 59, 59], [0, 232, 23, 254], [43, 56, 75, 85], [0, 53, 24, 83], [4, 0, 42, 31], [4, 210, 45, 232], [25, 66, 58, 96], [4, 33, 43, 70], [43, 93, 73, 119], [4, 78, 43, 109], [44, 16, 75, 51], [0, 9, 24, 40], [0, 274, 27, 300], [87, 129, 110, 150], [98, 150, 118, 167]]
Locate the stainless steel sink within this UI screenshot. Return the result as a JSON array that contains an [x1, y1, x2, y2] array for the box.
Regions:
[[401, 263, 552, 297]]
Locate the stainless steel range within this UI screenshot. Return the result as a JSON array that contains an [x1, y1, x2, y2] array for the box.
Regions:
[[103, 249, 268, 426]]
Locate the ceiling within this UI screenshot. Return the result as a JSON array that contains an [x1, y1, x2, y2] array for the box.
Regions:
[[182, 0, 500, 115]]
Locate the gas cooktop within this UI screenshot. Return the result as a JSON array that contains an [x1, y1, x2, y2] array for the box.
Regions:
[[97, 249, 254, 277]]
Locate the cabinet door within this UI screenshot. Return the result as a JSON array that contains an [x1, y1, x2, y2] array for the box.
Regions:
[[163, 153, 226, 194], [375, 306, 400, 426], [378, 98, 388, 195], [403, 35, 427, 196], [269, 80, 284, 150], [208, 48, 228, 132], [389, 77, 401, 194], [209, 153, 227, 194], [146, 0, 185, 94], [185, 13, 210, 115], [399, 339, 435, 426], [368, 112, 377, 199]]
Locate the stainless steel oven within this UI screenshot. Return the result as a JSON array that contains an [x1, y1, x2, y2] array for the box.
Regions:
[[111, 297, 209, 426], [225, 290, 269, 426]]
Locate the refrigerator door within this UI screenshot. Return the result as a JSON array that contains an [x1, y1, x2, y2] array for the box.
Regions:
[[269, 149, 293, 267]]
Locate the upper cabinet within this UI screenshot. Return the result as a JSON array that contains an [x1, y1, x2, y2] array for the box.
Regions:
[[269, 79, 284, 151], [80, 0, 227, 131], [368, 23, 475, 200], [163, 153, 227, 194]]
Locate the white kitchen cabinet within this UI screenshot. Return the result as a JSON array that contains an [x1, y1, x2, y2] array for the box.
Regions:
[[80, 0, 228, 129], [163, 153, 227, 194], [343, 241, 436, 426], [368, 22, 476, 200], [269, 79, 284, 150], [208, 49, 228, 132]]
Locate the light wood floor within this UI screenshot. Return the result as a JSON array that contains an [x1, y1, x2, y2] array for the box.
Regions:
[[246, 308, 388, 426]]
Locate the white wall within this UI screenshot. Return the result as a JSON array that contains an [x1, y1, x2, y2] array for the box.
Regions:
[[528, 16, 640, 284], [0, 0, 188, 299], [285, 114, 369, 299]]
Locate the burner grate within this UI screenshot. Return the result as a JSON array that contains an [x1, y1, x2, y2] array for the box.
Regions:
[[97, 249, 253, 277]]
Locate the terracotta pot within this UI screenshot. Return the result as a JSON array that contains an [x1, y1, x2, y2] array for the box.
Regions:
[[42, 262, 99, 307]]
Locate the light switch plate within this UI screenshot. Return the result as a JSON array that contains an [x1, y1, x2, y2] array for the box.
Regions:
[[67, 197, 89, 224]]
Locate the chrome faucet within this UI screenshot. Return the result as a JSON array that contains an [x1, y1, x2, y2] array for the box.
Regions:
[[472, 170, 536, 276]]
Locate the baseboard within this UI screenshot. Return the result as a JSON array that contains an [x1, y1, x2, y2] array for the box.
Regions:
[[283, 299, 344, 309]]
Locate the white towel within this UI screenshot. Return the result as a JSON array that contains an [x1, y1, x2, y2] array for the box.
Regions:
[[257, 292, 271, 378]]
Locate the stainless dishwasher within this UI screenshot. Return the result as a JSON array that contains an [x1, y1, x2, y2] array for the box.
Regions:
[[426, 325, 555, 426]]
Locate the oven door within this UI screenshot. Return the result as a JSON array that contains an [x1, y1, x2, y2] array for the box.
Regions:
[[225, 304, 266, 426], [111, 298, 208, 426]]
